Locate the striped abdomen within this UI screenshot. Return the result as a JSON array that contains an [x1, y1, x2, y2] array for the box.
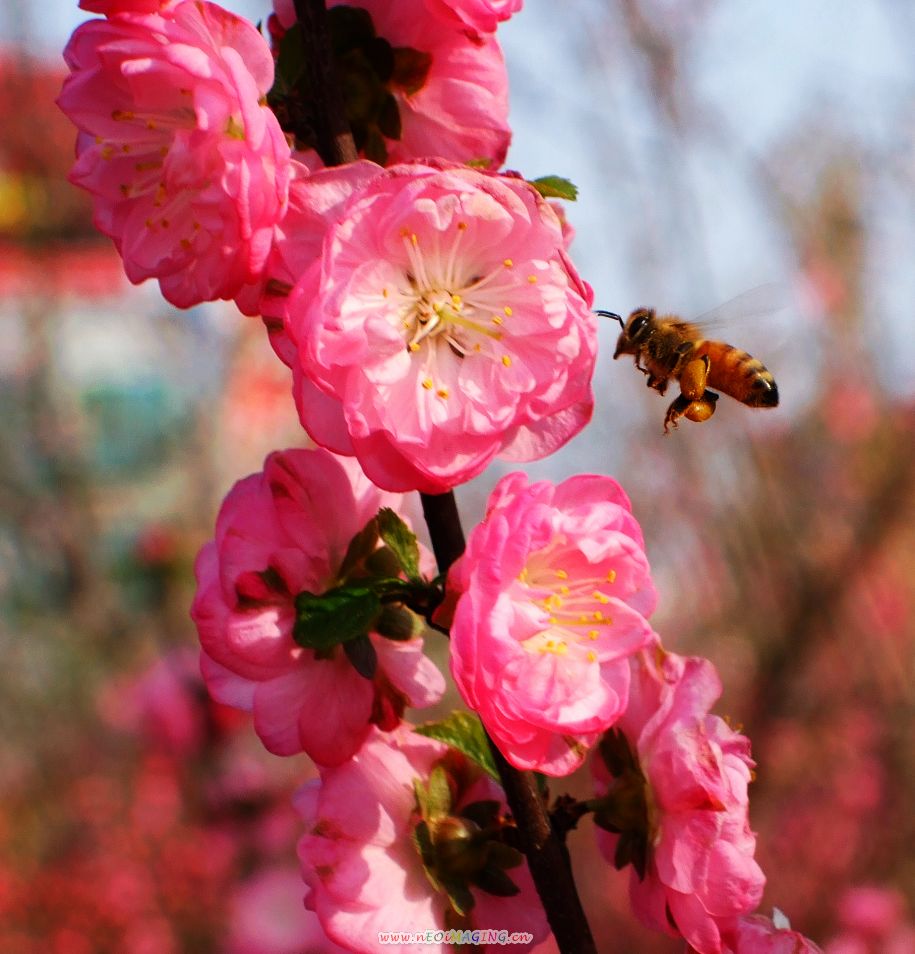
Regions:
[[692, 340, 779, 407]]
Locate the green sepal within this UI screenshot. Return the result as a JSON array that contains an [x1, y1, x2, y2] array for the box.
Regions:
[[271, 22, 306, 98], [414, 764, 454, 822], [411, 820, 444, 892], [377, 508, 421, 581], [416, 712, 499, 781], [337, 516, 381, 581], [483, 840, 524, 871], [471, 865, 521, 898], [377, 92, 402, 141], [343, 633, 378, 679], [530, 175, 578, 201], [327, 5, 376, 56], [391, 46, 432, 95], [293, 584, 381, 651], [442, 879, 475, 917], [458, 799, 501, 830], [374, 603, 419, 641], [363, 126, 388, 165]]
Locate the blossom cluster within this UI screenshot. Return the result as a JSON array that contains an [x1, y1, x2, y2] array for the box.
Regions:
[[58, 1, 826, 952]]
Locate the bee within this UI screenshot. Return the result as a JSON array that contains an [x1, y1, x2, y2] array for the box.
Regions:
[[597, 290, 780, 433]]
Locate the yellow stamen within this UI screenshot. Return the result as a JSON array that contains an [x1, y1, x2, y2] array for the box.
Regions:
[[503, 258, 513, 267], [422, 378, 433, 390], [527, 275, 538, 283], [501, 355, 512, 367]]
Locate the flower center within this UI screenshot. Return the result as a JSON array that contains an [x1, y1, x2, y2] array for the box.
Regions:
[[391, 221, 525, 399], [515, 538, 619, 664]]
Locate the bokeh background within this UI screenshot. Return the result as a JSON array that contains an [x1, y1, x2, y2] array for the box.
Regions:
[[1, 1, 913, 951]]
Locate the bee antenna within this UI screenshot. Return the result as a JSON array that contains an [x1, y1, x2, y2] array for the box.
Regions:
[[595, 310, 625, 330]]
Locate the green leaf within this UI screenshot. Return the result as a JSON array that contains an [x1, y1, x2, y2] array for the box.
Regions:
[[530, 175, 578, 201], [416, 712, 499, 781], [293, 585, 381, 651], [377, 508, 421, 581]]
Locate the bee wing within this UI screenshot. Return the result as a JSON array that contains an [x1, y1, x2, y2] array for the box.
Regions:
[[691, 283, 790, 329]]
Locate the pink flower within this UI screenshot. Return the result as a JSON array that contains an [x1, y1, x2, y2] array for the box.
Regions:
[[295, 725, 549, 952], [234, 160, 380, 345], [823, 886, 915, 954], [592, 650, 765, 954], [272, 0, 511, 167], [423, 0, 523, 36], [59, 1, 291, 308], [446, 472, 657, 776], [721, 912, 823, 953], [190, 448, 445, 766], [284, 160, 597, 493]]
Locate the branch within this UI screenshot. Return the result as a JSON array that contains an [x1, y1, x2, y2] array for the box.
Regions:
[[288, 7, 596, 948], [292, 0, 357, 166]]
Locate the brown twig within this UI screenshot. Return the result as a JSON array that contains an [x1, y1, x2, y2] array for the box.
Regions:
[[292, 0, 357, 166], [290, 6, 596, 946]]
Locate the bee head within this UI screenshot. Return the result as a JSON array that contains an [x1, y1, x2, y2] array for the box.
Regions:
[[610, 307, 655, 359]]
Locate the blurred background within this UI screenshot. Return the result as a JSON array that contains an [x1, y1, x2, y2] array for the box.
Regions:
[[1, 0, 913, 951]]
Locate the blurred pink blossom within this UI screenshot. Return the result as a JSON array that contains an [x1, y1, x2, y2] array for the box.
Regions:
[[446, 472, 657, 775], [284, 160, 597, 492], [824, 885, 915, 954], [58, 1, 291, 307], [273, 0, 511, 167], [593, 651, 765, 953], [720, 911, 824, 953], [295, 725, 549, 952], [191, 448, 444, 765]]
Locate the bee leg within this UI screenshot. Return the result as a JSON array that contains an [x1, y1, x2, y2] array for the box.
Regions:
[[678, 355, 710, 401], [646, 374, 669, 395], [663, 389, 719, 434]]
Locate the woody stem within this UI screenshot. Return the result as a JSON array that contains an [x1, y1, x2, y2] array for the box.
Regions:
[[290, 6, 595, 951]]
